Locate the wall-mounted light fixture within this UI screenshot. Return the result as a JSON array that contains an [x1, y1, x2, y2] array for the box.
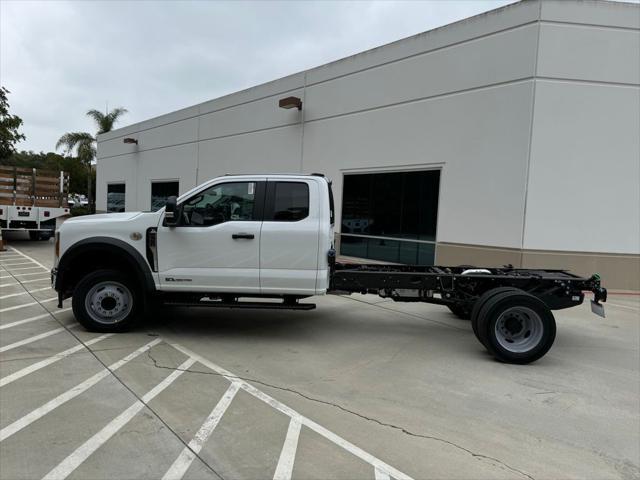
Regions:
[[123, 137, 138, 144], [278, 96, 302, 111]]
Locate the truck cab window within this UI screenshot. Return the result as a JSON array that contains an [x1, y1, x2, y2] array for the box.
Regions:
[[181, 182, 255, 226], [270, 182, 309, 221]]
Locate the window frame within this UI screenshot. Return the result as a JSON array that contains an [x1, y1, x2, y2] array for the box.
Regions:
[[263, 181, 310, 223], [106, 182, 126, 213], [173, 180, 266, 228]]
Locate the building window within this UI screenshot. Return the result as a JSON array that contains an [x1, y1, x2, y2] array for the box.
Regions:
[[151, 181, 179, 212], [268, 182, 309, 221], [182, 182, 256, 226], [107, 183, 125, 212], [341, 170, 440, 265]]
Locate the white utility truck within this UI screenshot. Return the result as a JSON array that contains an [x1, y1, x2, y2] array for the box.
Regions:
[[52, 174, 607, 364], [0, 165, 70, 240]]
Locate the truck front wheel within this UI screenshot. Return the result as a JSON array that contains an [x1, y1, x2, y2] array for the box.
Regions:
[[72, 269, 141, 332], [475, 290, 556, 364]]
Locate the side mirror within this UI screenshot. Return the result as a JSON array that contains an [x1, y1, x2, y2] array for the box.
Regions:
[[164, 196, 179, 227]]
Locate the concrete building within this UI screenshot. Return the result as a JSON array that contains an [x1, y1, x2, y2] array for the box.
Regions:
[[96, 0, 640, 290]]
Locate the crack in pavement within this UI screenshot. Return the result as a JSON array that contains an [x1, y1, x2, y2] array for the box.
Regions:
[[146, 350, 535, 480]]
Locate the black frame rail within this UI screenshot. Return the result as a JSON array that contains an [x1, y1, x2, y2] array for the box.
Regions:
[[330, 263, 607, 311]]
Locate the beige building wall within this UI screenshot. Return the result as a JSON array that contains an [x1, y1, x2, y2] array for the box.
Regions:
[[96, 0, 640, 290]]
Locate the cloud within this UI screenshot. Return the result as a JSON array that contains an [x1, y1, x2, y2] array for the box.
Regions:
[[1, 0, 522, 152]]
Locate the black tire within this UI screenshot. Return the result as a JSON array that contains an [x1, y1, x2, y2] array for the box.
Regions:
[[28, 231, 39, 241], [476, 290, 556, 364], [39, 231, 53, 241], [471, 287, 518, 346], [72, 269, 141, 332], [447, 304, 471, 320]]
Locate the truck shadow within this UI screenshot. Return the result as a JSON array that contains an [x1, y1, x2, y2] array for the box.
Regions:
[[148, 303, 473, 347]]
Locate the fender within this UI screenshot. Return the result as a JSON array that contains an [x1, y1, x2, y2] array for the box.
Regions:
[[55, 237, 156, 296]]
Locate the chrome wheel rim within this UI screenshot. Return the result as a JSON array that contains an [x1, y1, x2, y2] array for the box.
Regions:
[[494, 306, 543, 353], [85, 281, 132, 325]]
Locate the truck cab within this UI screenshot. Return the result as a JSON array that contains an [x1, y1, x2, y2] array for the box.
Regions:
[[53, 174, 335, 331], [156, 174, 333, 295]]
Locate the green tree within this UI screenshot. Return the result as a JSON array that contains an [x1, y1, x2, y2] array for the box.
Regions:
[[56, 107, 127, 211], [0, 86, 26, 160]]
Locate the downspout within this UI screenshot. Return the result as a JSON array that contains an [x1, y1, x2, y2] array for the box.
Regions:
[[299, 72, 307, 173], [520, 0, 543, 268], [195, 105, 202, 186]]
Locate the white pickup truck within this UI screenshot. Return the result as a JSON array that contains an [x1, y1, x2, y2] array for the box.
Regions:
[[52, 173, 607, 364]]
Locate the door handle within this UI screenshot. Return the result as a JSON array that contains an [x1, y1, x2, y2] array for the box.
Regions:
[[232, 233, 255, 239]]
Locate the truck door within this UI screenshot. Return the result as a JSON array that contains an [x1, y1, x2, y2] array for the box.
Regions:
[[260, 179, 320, 295], [156, 179, 265, 293]]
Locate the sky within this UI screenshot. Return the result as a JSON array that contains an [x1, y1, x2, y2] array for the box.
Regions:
[[2, 0, 543, 153]]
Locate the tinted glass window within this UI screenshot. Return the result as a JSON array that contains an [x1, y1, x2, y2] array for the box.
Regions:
[[182, 182, 255, 226], [341, 170, 440, 265], [271, 182, 309, 221], [151, 181, 179, 212], [107, 183, 125, 212], [342, 171, 440, 241]]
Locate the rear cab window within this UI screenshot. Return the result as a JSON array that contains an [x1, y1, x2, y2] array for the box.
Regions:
[[266, 182, 309, 222]]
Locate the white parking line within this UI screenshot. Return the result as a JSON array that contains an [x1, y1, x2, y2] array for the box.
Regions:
[[0, 333, 114, 387], [0, 265, 46, 272], [374, 468, 391, 480], [15, 271, 52, 277], [0, 287, 52, 300], [0, 277, 50, 287], [170, 342, 414, 480], [273, 417, 302, 480], [0, 275, 42, 280], [0, 262, 34, 266], [43, 357, 197, 480], [0, 338, 162, 443], [0, 297, 57, 313], [162, 382, 241, 480], [0, 327, 66, 353], [8, 246, 50, 271], [0, 307, 72, 330]]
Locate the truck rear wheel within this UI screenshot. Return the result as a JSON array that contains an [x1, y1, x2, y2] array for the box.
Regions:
[[471, 287, 518, 346], [72, 269, 141, 332], [475, 290, 556, 364]]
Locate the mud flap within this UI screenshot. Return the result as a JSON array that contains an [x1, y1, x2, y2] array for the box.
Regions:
[[590, 300, 605, 318]]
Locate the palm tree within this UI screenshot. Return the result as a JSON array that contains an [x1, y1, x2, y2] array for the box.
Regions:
[[86, 108, 128, 135], [56, 107, 127, 211]]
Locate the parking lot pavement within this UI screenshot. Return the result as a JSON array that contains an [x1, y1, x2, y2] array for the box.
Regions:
[[1, 238, 639, 480]]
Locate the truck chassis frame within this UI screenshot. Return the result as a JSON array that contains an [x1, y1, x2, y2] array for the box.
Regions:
[[330, 263, 607, 311]]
